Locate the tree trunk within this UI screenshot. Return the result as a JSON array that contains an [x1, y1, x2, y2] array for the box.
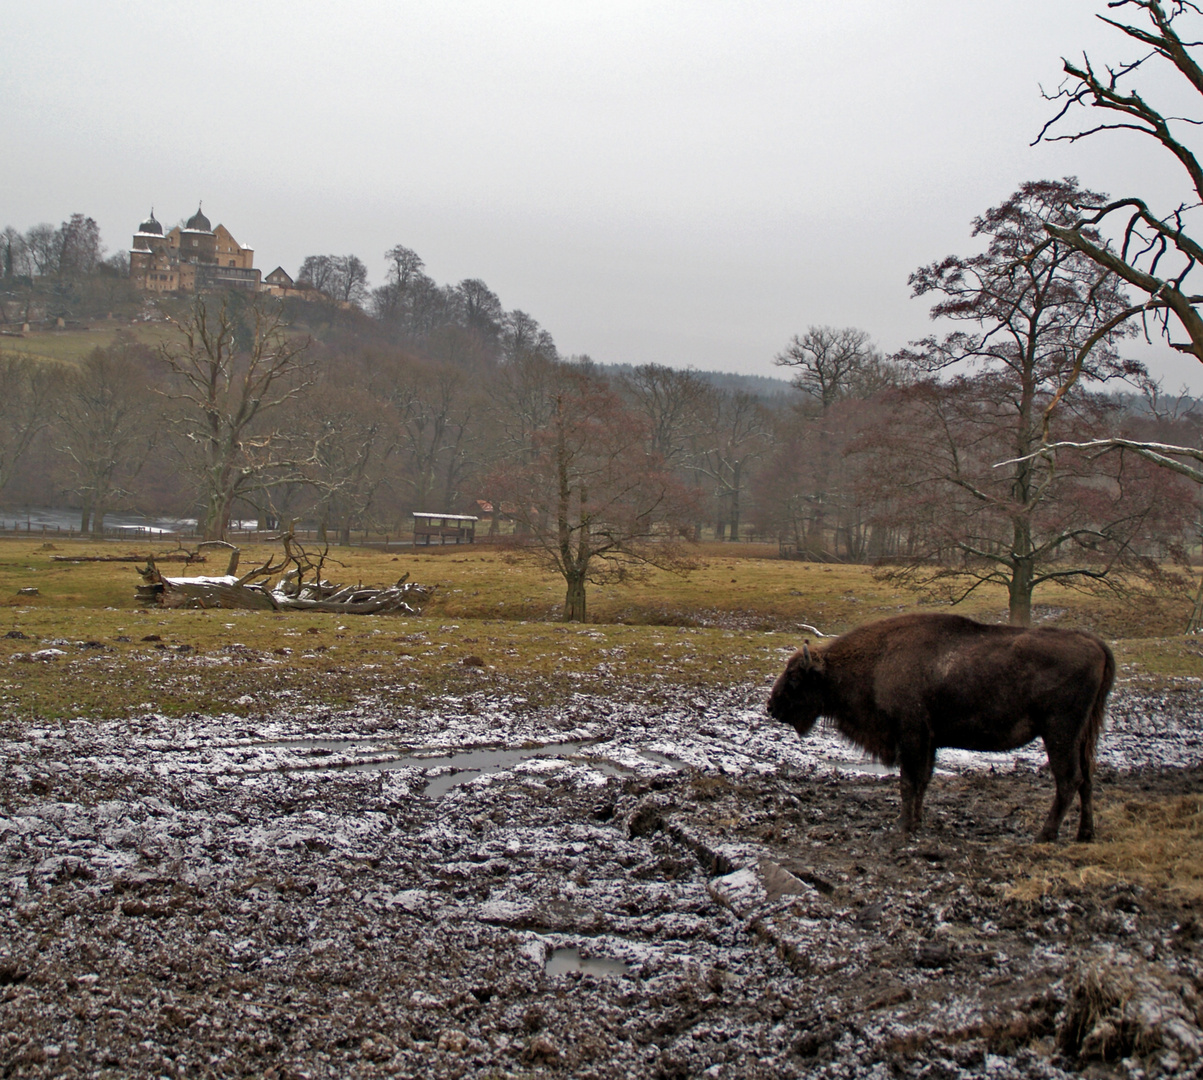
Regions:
[[728, 460, 742, 541], [1008, 553, 1034, 626], [202, 487, 234, 542], [1186, 571, 1203, 635], [564, 572, 587, 622]]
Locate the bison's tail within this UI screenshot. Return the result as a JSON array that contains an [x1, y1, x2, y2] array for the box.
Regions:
[[1084, 640, 1116, 767]]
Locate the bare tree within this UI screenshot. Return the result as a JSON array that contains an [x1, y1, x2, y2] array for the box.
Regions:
[[1037, 0, 1203, 363], [874, 377, 1193, 618], [883, 181, 1179, 625], [55, 214, 103, 282], [331, 255, 369, 307], [0, 352, 58, 497], [55, 341, 157, 533], [687, 388, 773, 541], [22, 224, 59, 278], [616, 364, 713, 469], [487, 362, 695, 621], [2, 227, 29, 280], [388, 361, 476, 513], [775, 326, 895, 409], [772, 326, 898, 555], [1016, 5, 1203, 632], [297, 379, 392, 545], [455, 278, 504, 344], [297, 254, 369, 306], [757, 391, 893, 560], [160, 296, 312, 541], [373, 244, 426, 321]]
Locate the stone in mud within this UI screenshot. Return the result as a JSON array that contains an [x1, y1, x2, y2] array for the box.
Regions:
[[759, 859, 816, 902], [707, 867, 766, 917]]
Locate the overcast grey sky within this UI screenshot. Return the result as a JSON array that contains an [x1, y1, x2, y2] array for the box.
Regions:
[[4, 1, 1202, 390]]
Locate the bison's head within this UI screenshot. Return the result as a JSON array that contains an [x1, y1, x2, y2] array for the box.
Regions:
[[767, 643, 826, 737]]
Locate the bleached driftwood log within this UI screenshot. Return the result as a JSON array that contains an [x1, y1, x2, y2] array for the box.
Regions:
[[135, 536, 435, 614], [137, 564, 433, 614]]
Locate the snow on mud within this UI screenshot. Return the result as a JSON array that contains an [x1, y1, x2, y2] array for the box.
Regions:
[[0, 678, 1201, 1078]]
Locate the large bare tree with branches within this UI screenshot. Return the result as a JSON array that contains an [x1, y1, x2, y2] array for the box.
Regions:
[[487, 362, 696, 621], [161, 296, 312, 541], [1019, 2, 1203, 629], [886, 180, 1171, 625], [0, 352, 57, 500], [1038, 0, 1203, 363]]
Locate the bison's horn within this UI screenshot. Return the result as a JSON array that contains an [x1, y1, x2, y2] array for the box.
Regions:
[[801, 642, 811, 665]]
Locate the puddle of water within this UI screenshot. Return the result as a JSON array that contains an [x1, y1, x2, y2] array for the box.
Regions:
[[276, 739, 612, 797], [545, 947, 630, 978], [827, 758, 895, 775], [249, 736, 689, 797], [640, 749, 693, 770]]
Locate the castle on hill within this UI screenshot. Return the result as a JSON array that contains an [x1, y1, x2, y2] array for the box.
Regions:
[[129, 206, 263, 294]]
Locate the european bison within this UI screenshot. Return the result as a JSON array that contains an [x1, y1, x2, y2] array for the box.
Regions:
[[767, 613, 1115, 842]]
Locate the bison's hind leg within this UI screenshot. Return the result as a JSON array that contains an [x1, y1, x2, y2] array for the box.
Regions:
[[1037, 734, 1087, 843], [1075, 741, 1095, 843]]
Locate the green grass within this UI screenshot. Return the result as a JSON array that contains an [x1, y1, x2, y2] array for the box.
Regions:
[[0, 537, 1196, 721], [1, 324, 175, 366]]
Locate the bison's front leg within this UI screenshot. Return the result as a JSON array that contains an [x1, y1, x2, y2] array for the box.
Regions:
[[898, 743, 936, 834]]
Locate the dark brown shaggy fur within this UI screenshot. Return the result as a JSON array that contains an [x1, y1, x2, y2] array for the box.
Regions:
[[767, 613, 1115, 842]]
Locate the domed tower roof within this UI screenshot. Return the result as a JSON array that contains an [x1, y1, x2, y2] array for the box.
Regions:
[[138, 209, 163, 236], [185, 205, 212, 232]]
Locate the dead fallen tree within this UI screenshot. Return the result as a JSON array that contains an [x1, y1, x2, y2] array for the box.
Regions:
[[53, 552, 206, 564], [135, 535, 435, 615]]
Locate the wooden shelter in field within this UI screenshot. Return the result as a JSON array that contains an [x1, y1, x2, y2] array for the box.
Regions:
[[411, 512, 478, 545]]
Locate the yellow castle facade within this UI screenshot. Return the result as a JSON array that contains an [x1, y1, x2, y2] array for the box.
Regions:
[[129, 206, 261, 294]]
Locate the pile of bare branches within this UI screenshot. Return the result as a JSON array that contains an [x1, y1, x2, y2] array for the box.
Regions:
[[136, 536, 435, 615]]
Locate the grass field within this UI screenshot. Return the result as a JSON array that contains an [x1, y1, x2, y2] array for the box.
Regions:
[[0, 536, 1197, 722], [0, 323, 174, 366]]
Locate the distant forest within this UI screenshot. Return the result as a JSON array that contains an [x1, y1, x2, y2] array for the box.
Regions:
[[1, 202, 1201, 624]]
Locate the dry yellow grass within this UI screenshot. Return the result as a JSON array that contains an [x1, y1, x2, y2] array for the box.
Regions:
[[1009, 794, 1203, 903], [4, 535, 1190, 634], [0, 536, 1195, 720]]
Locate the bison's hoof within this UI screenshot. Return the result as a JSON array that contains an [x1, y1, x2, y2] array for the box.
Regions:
[[1075, 830, 1095, 843]]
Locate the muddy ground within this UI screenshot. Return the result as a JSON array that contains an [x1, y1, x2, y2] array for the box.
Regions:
[[0, 672, 1201, 1079]]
